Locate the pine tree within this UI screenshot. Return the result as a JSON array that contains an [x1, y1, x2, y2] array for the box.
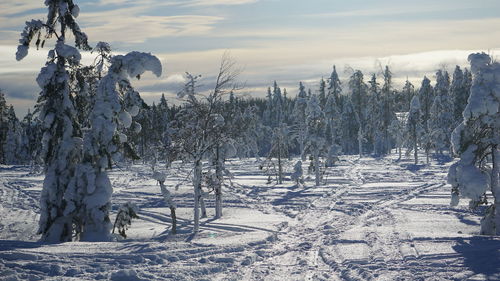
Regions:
[[448, 53, 500, 235], [429, 70, 453, 155], [450, 66, 472, 129], [0, 90, 10, 164], [406, 96, 423, 165], [379, 66, 396, 155], [305, 95, 326, 186], [348, 70, 368, 156], [292, 82, 308, 160], [418, 76, 434, 163], [327, 65, 342, 108], [74, 52, 161, 241], [16, 0, 91, 242], [3, 106, 23, 164], [366, 74, 381, 155]]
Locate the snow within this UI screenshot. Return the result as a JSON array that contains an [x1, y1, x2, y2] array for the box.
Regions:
[[1, 153, 500, 280]]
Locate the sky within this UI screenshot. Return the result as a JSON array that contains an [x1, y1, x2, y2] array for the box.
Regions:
[[1, 0, 500, 117]]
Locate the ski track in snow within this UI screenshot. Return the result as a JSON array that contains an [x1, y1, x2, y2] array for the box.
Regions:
[[1, 156, 500, 280]]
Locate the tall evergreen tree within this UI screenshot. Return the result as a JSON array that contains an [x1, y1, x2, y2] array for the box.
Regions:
[[430, 70, 453, 154], [305, 95, 326, 186], [16, 0, 91, 242], [418, 76, 434, 163]]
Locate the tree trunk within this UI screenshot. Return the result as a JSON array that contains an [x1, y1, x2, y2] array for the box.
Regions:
[[314, 149, 320, 186], [492, 145, 500, 235], [170, 207, 177, 235], [200, 195, 207, 218], [413, 129, 418, 165], [278, 142, 283, 184], [158, 180, 177, 235], [193, 159, 202, 233], [358, 127, 363, 158], [215, 146, 223, 219]]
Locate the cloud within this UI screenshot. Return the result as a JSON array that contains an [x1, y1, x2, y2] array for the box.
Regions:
[[181, 0, 258, 7], [0, 1, 43, 16], [81, 13, 224, 44]]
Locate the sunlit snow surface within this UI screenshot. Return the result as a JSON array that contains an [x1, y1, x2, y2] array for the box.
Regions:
[[1, 153, 499, 280]]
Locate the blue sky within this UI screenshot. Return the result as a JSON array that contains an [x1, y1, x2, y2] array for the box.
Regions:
[[1, 0, 500, 116]]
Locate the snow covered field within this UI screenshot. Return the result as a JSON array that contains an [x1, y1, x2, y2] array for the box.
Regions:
[[1, 154, 499, 280]]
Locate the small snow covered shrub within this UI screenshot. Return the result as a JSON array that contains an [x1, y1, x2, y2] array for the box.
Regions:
[[291, 160, 304, 186], [112, 203, 139, 239]]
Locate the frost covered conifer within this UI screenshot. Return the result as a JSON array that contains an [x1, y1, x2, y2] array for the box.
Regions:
[[305, 95, 326, 186], [3, 106, 23, 164], [450, 66, 471, 128], [366, 74, 382, 155], [448, 53, 500, 235], [348, 70, 368, 157], [379, 66, 396, 155], [291, 160, 304, 186], [292, 82, 308, 160], [418, 76, 434, 163], [430, 70, 453, 154], [327, 65, 342, 107], [406, 95, 423, 165], [16, 0, 91, 242], [74, 52, 161, 241], [112, 203, 139, 239], [340, 96, 358, 154], [324, 88, 341, 155], [0, 90, 9, 164]]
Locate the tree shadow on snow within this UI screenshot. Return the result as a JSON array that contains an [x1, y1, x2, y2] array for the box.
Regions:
[[453, 236, 500, 277], [0, 240, 43, 251]]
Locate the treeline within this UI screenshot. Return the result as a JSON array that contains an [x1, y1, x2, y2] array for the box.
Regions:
[[1, 64, 472, 167]]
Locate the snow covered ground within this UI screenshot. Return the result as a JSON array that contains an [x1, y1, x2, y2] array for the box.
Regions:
[[1, 154, 499, 280]]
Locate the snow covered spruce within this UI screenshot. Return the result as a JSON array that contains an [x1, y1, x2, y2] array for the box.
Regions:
[[448, 53, 500, 235], [15, 0, 162, 242]]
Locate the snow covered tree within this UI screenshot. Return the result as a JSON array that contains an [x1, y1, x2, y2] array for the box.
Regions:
[[389, 115, 405, 160], [348, 70, 368, 157], [366, 74, 382, 155], [318, 78, 327, 106], [379, 66, 397, 155], [450, 66, 471, 128], [3, 106, 23, 164], [394, 79, 414, 112], [266, 123, 293, 184], [172, 54, 240, 232], [112, 203, 139, 239], [327, 65, 342, 108], [0, 90, 8, 164], [429, 70, 453, 155], [74, 52, 161, 241], [406, 95, 423, 165], [153, 171, 177, 234], [448, 53, 500, 235], [324, 87, 341, 156], [292, 82, 308, 160], [305, 95, 326, 186], [340, 96, 359, 154], [290, 160, 304, 186], [22, 109, 44, 168], [16, 0, 91, 242], [417, 76, 434, 163]]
